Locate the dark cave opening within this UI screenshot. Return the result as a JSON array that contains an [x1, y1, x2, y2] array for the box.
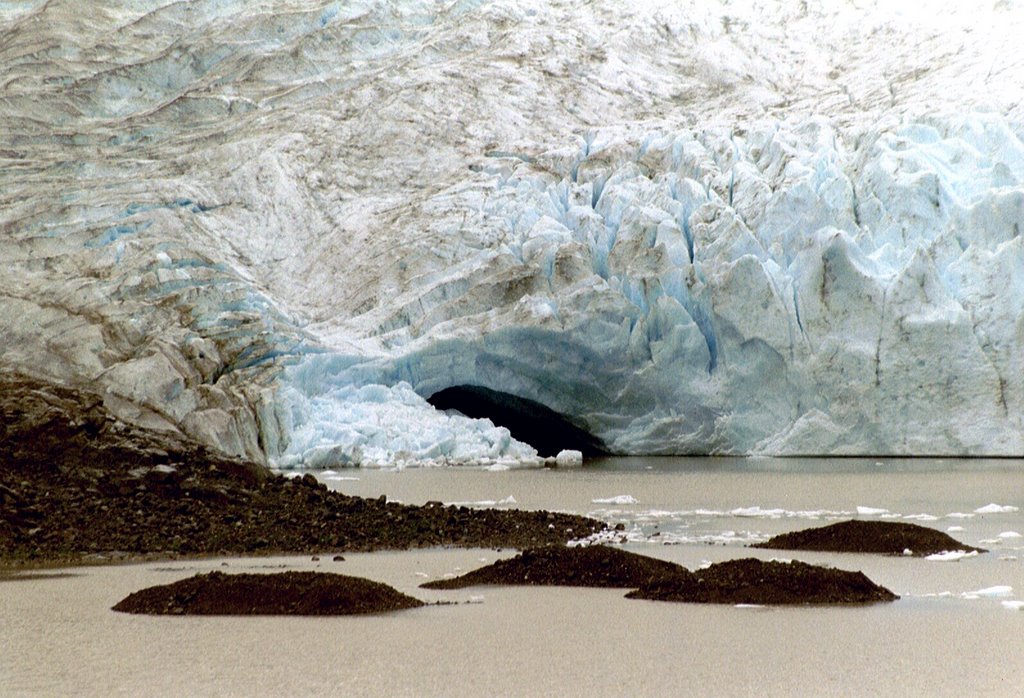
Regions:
[[426, 385, 609, 459]]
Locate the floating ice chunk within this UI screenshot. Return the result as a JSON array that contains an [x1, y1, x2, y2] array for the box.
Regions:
[[640, 510, 676, 519], [555, 449, 583, 467], [946, 512, 975, 519], [485, 463, 511, 472], [448, 495, 517, 507], [902, 549, 914, 556], [856, 506, 890, 516], [925, 550, 979, 561], [467, 596, 485, 605], [998, 531, 1022, 539], [903, 513, 939, 522], [688, 507, 850, 519], [592, 495, 639, 505], [962, 585, 1012, 599], [1002, 601, 1024, 611], [731, 506, 787, 518], [946, 526, 965, 532], [974, 503, 1020, 514]]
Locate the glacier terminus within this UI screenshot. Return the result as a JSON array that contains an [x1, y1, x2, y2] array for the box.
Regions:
[[2, 0, 1023, 467]]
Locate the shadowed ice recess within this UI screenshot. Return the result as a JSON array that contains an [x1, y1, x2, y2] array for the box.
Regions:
[[2, 0, 1022, 466]]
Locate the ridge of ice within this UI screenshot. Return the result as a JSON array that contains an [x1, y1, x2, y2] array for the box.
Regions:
[[926, 550, 979, 562], [974, 504, 1020, 514], [591, 495, 639, 505], [2, 1, 1024, 465], [962, 585, 1012, 599]]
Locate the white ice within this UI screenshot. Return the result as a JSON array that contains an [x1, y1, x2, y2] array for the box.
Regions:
[[975, 504, 1020, 514], [2, 1, 1023, 466], [926, 551, 979, 562], [592, 495, 639, 505], [961, 585, 1012, 599]]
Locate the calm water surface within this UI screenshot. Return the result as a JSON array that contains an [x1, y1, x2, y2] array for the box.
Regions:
[[4, 457, 1023, 697]]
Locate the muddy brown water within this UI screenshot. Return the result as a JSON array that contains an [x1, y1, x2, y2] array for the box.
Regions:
[[4, 457, 1023, 697]]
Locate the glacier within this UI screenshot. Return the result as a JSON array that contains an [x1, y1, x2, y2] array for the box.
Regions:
[[2, 0, 1023, 467]]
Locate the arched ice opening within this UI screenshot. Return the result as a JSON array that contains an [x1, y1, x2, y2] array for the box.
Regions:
[[426, 385, 608, 458]]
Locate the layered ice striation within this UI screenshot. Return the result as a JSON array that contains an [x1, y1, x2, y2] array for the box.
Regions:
[[278, 114, 1024, 465], [2, 1, 1023, 466]]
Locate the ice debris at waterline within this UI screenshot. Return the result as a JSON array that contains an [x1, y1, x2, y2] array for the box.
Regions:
[[626, 559, 898, 606], [2, 2, 1023, 466], [753, 520, 986, 557], [111, 571, 424, 615]]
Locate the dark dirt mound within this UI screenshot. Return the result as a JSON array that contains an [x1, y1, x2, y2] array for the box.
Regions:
[[112, 570, 424, 615], [751, 520, 985, 556], [421, 545, 692, 589], [0, 373, 605, 565], [626, 558, 898, 605]]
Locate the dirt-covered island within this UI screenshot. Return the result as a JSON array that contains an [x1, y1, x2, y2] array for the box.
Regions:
[[421, 545, 691, 589], [423, 546, 899, 605], [626, 558, 899, 605], [0, 373, 603, 567], [752, 520, 986, 557], [112, 570, 425, 615]]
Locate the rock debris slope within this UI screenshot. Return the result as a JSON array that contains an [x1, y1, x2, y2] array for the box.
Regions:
[[2, 1, 1022, 466]]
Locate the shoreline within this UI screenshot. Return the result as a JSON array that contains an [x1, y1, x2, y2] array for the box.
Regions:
[[1, 373, 605, 569]]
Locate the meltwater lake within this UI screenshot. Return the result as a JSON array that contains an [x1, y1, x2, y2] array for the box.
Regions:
[[4, 457, 1023, 697]]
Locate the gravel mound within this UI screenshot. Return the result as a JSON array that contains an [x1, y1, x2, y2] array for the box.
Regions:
[[627, 558, 899, 605], [752, 520, 985, 556], [421, 545, 691, 589], [112, 570, 424, 615]]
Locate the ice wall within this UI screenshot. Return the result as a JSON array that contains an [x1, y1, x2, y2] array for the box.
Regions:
[[277, 114, 1024, 464], [2, 1, 1023, 466]]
